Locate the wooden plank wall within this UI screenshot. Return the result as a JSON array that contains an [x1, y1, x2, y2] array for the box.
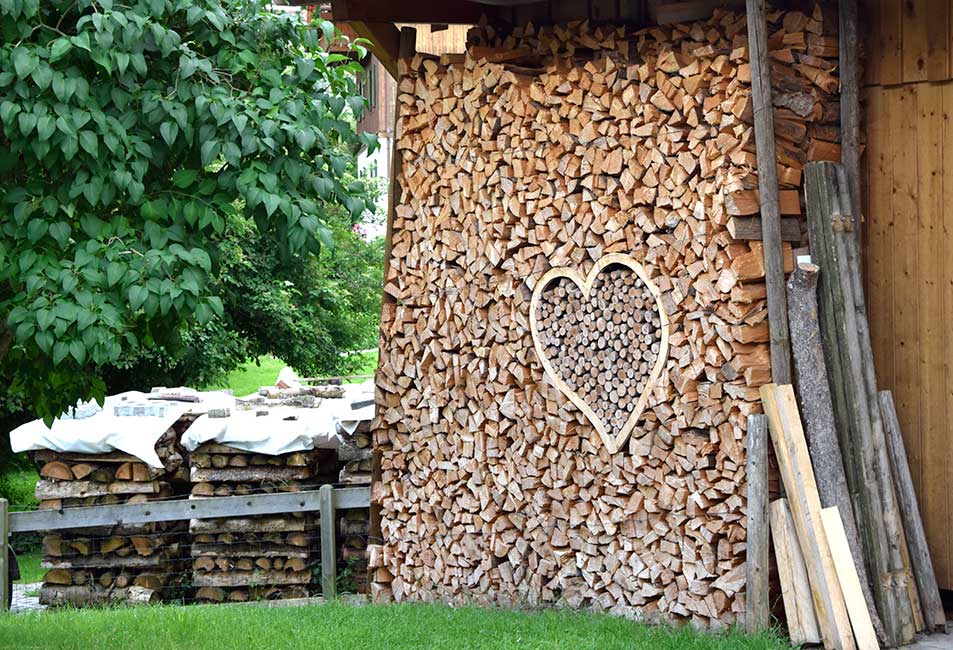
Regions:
[[863, 0, 953, 589]]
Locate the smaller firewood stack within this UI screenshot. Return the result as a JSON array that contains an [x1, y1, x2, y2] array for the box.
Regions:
[[33, 425, 191, 606], [337, 418, 373, 485], [189, 443, 335, 602]]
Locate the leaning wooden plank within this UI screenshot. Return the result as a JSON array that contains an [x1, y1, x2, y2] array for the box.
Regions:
[[745, 414, 770, 633], [746, 0, 792, 384], [879, 390, 947, 631], [34, 479, 159, 500], [787, 262, 885, 643], [821, 507, 878, 650], [189, 467, 312, 483], [770, 498, 822, 645], [761, 383, 856, 650], [192, 569, 312, 588]]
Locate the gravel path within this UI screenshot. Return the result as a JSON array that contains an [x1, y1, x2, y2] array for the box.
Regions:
[[11, 582, 45, 613]]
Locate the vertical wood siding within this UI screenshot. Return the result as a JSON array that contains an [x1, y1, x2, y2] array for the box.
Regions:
[[864, 79, 953, 589]]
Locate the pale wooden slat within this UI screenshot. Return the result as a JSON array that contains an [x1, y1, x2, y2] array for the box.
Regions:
[[942, 78, 953, 590], [821, 507, 879, 650], [769, 498, 821, 645]]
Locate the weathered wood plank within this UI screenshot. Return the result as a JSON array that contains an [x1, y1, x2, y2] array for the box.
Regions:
[[11, 487, 370, 534], [34, 479, 159, 500], [880, 391, 947, 631], [727, 217, 800, 242], [745, 414, 769, 633], [189, 467, 312, 483], [192, 570, 312, 588], [745, 0, 791, 384], [769, 498, 821, 645]]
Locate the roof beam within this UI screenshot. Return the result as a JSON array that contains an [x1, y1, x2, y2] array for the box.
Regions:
[[349, 21, 400, 78], [329, 0, 488, 24]]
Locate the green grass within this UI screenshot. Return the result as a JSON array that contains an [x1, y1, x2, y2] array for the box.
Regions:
[[204, 355, 287, 397], [0, 468, 39, 512], [0, 602, 791, 650], [14, 550, 44, 584]]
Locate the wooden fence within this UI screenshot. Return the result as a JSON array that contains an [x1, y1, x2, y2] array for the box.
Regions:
[[0, 484, 371, 612]]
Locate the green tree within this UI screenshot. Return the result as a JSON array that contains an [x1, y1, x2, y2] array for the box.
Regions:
[[0, 0, 377, 421]]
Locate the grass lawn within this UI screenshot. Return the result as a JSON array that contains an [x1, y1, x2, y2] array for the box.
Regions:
[[0, 468, 38, 512], [14, 550, 43, 584], [204, 355, 287, 397], [0, 602, 790, 650]]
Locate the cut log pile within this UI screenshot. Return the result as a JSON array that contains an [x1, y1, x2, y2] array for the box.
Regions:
[[373, 6, 840, 625], [33, 424, 191, 606], [189, 443, 333, 603]]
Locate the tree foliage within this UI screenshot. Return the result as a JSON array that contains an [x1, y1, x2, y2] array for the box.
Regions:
[[0, 0, 377, 420]]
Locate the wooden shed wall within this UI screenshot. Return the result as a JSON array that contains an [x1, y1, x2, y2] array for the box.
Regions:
[[863, 1, 953, 589]]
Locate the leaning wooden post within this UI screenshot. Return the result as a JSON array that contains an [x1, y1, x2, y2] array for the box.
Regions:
[[879, 391, 947, 631], [787, 262, 885, 643], [838, 0, 862, 243], [745, 0, 792, 383], [319, 484, 337, 599], [0, 498, 8, 613], [745, 414, 769, 633]]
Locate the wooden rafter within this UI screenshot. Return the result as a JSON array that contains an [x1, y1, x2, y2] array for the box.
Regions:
[[349, 21, 400, 78]]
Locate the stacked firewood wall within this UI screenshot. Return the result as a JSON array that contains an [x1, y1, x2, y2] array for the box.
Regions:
[[34, 423, 191, 606], [372, 6, 839, 625], [189, 444, 336, 602], [337, 419, 373, 593]]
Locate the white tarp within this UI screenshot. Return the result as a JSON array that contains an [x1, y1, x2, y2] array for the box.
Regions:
[[10, 389, 235, 468], [180, 381, 376, 454]]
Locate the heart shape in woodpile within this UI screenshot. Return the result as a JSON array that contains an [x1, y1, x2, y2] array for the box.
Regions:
[[530, 254, 669, 453]]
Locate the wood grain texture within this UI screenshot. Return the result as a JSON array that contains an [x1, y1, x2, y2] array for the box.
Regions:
[[745, 414, 769, 633], [769, 498, 821, 645]]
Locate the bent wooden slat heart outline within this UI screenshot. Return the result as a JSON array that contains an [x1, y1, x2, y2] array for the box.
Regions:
[[529, 253, 670, 454]]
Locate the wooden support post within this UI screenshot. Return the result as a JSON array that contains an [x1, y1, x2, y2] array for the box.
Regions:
[[787, 262, 885, 643], [745, 414, 769, 633], [879, 391, 947, 631], [319, 484, 337, 599], [745, 0, 792, 384], [838, 0, 862, 242], [0, 498, 7, 614]]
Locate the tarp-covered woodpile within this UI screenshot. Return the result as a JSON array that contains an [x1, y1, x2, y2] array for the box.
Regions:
[[370, 6, 843, 626]]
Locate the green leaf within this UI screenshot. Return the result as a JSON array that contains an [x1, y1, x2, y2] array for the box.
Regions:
[[200, 139, 220, 165], [49, 38, 73, 62], [18, 112, 37, 135], [160, 121, 178, 146], [69, 340, 86, 364], [79, 131, 98, 157], [172, 169, 198, 188], [37, 116, 55, 141], [106, 262, 124, 287], [49, 222, 71, 247], [12, 47, 36, 78], [52, 341, 69, 365], [128, 285, 147, 310], [71, 32, 91, 51]]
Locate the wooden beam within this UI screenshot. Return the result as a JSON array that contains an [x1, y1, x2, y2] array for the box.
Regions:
[[761, 383, 856, 650], [349, 21, 400, 79], [879, 391, 947, 631], [319, 484, 337, 598], [745, 0, 792, 384], [330, 0, 487, 24], [10, 487, 371, 534], [770, 498, 821, 645], [745, 414, 770, 633], [0, 499, 7, 613], [727, 216, 800, 242], [838, 0, 862, 243]]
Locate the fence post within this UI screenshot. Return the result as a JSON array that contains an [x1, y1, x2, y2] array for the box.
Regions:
[[319, 485, 336, 599], [0, 498, 9, 613]]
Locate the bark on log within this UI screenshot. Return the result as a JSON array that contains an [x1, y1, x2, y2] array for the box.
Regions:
[[787, 261, 885, 643]]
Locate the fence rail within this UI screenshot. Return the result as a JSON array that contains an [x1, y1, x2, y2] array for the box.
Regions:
[[0, 484, 371, 612]]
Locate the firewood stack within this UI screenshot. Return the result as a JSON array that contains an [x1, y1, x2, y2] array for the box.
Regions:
[[34, 423, 192, 606], [189, 444, 336, 602], [373, 6, 839, 625], [337, 419, 373, 485]]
